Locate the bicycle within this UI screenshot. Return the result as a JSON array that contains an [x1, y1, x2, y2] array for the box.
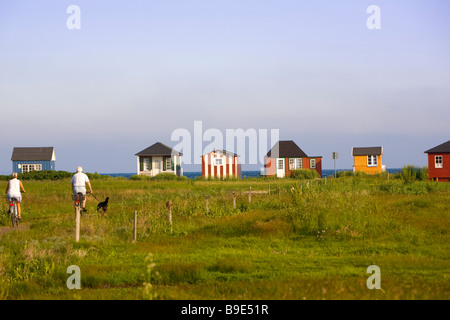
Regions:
[[73, 192, 87, 217], [8, 197, 20, 227]]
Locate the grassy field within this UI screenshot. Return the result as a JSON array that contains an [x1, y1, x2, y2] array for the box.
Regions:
[[0, 175, 449, 300]]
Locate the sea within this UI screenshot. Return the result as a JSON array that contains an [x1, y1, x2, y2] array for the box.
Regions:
[[101, 169, 402, 180]]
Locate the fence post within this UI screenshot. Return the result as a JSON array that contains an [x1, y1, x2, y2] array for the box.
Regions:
[[249, 187, 252, 203], [300, 183, 303, 194], [166, 200, 173, 227], [133, 211, 137, 243], [233, 191, 236, 209], [278, 187, 281, 199], [75, 208, 80, 242], [206, 196, 209, 214]]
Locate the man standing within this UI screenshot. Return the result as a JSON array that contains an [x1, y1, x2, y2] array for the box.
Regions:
[[70, 166, 93, 212]]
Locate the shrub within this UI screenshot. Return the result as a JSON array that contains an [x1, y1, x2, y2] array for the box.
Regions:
[[0, 170, 73, 181], [336, 170, 354, 178], [130, 173, 189, 181], [152, 173, 189, 181], [290, 169, 319, 180], [401, 166, 428, 183], [0, 170, 111, 181], [130, 174, 152, 181]]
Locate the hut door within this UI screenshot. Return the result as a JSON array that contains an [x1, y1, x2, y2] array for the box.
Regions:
[[277, 158, 285, 178], [152, 157, 162, 175]]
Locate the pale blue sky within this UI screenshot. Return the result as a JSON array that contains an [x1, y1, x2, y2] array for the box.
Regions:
[[1, 1, 449, 173]]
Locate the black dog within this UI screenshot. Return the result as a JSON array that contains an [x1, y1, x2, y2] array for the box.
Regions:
[[97, 197, 109, 213]]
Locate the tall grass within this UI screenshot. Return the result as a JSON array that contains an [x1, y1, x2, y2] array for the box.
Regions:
[[0, 175, 449, 299]]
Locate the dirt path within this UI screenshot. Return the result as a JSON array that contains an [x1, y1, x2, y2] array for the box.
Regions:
[[0, 222, 29, 237]]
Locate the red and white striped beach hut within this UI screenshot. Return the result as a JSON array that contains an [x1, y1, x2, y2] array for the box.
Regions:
[[202, 150, 241, 179]]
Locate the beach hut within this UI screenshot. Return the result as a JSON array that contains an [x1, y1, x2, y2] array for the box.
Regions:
[[135, 142, 183, 177], [264, 140, 322, 178], [202, 150, 241, 179], [11, 147, 55, 173], [424, 140, 450, 182], [352, 146, 385, 174]]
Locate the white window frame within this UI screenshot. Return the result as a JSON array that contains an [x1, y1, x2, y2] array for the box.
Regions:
[[289, 158, 302, 170], [277, 159, 284, 170], [310, 159, 316, 169], [166, 158, 172, 171], [143, 158, 150, 171], [21, 164, 42, 173], [435, 155, 443, 168], [289, 158, 295, 170], [367, 155, 378, 167], [215, 158, 223, 166]]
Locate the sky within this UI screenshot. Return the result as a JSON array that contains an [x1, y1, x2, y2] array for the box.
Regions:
[[0, 0, 449, 174]]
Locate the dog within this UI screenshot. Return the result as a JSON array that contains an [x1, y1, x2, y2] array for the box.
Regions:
[[97, 197, 109, 213]]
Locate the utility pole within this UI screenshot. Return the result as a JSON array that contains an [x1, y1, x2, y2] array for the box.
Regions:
[[332, 152, 338, 178]]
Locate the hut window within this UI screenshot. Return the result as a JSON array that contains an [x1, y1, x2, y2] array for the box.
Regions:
[[289, 158, 302, 170], [310, 159, 316, 169], [367, 155, 378, 167], [277, 159, 284, 169], [166, 158, 172, 170], [22, 164, 42, 173], [215, 159, 223, 166], [435, 156, 443, 168], [143, 158, 151, 171]]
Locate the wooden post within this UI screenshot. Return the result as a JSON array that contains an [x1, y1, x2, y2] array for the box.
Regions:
[[133, 211, 137, 243], [387, 173, 390, 181], [206, 196, 209, 214], [300, 183, 303, 194], [233, 191, 236, 209], [268, 184, 271, 198], [75, 207, 80, 242], [325, 176, 327, 184], [278, 187, 281, 199], [166, 200, 173, 227], [248, 187, 252, 203]]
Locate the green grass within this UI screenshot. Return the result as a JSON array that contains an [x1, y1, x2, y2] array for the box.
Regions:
[[0, 175, 449, 300]]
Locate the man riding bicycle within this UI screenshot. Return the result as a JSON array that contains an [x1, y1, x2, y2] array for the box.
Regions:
[[70, 166, 93, 212], [5, 172, 26, 220]]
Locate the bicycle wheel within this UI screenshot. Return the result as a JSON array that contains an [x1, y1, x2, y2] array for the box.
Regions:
[[11, 203, 16, 227], [14, 203, 19, 227], [16, 204, 19, 227]]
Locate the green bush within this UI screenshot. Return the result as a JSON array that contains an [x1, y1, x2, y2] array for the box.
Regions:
[[290, 169, 319, 180], [401, 166, 428, 183], [0, 170, 73, 181], [336, 170, 354, 178], [130, 173, 188, 181], [0, 170, 110, 181], [130, 174, 152, 181]]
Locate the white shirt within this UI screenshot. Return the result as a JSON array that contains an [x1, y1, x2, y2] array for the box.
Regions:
[[7, 178, 21, 197], [70, 172, 90, 187]]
